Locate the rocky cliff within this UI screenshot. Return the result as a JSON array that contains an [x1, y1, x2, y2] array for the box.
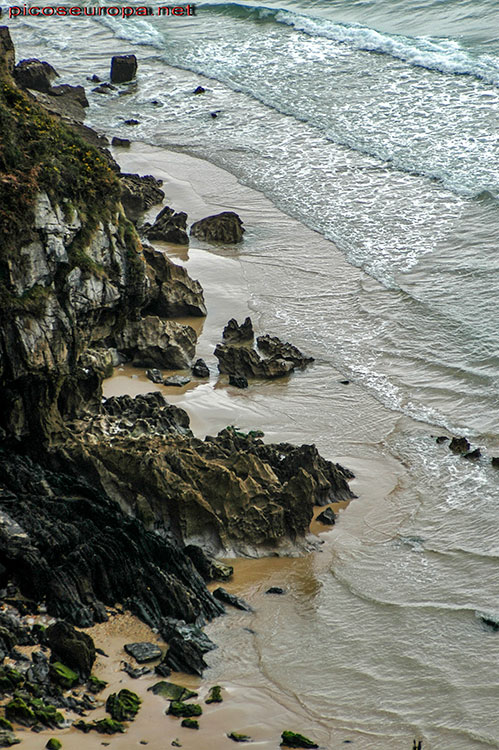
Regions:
[[0, 28, 356, 639]]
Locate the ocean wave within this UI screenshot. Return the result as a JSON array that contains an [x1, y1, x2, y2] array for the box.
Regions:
[[200, 2, 499, 87]]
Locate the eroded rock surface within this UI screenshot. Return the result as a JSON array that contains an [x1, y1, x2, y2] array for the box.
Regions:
[[190, 211, 244, 243], [144, 206, 189, 245], [143, 245, 206, 318]]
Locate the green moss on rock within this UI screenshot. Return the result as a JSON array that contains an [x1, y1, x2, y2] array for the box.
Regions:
[[106, 689, 141, 722], [0, 718, 13, 732], [168, 701, 202, 718], [148, 682, 197, 702], [5, 698, 36, 727], [227, 732, 251, 742], [87, 675, 107, 694], [180, 718, 199, 730], [49, 662, 78, 689], [74, 718, 125, 735], [46, 739, 62, 750], [0, 730, 21, 747], [205, 685, 223, 704], [280, 731, 318, 748]]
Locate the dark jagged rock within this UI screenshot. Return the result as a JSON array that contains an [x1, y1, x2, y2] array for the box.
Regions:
[[46, 622, 95, 680], [101, 392, 191, 436], [112, 137, 130, 147], [280, 731, 318, 749], [145, 206, 189, 245], [184, 546, 233, 582], [265, 587, 286, 595], [106, 688, 141, 721], [256, 335, 314, 369], [492, 457, 499, 468], [0, 450, 223, 630], [190, 212, 244, 244], [93, 83, 116, 95], [124, 642, 162, 664], [110, 55, 137, 84], [49, 84, 88, 108], [154, 663, 172, 678], [213, 588, 253, 612], [120, 173, 165, 222], [121, 663, 151, 679], [163, 376, 191, 387], [158, 619, 217, 677], [142, 245, 206, 318], [316, 507, 336, 525], [14, 58, 59, 92], [124, 118, 140, 125], [222, 317, 253, 343], [191, 359, 210, 378], [193, 86, 205, 94], [449, 437, 471, 454], [147, 681, 197, 702], [116, 316, 196, 369], [463, 448, 481, 461], [229, 374, 248, 389], [146, 368, 164, 384]]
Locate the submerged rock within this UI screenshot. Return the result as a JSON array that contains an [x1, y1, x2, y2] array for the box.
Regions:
[[265, 587, 286, 595], [181, 718, 199, 729], [228, 732, 251, 742], [256, 335, 314, 369], [492, 457, 499, 468], [124, 642, 162, 664], [191, 359, 210, 378], [213, 588, 253, 612], [222, 317, 253, 343], [168, 701, 202, 718], [229, 375, 248, 389], [205, 685, 223, 703], [148, 681, 197, 702], [463, 448, 481, 460], [449, 436, 471, 454], [190, 212, 244, 244], [163, 376, 191, 388]]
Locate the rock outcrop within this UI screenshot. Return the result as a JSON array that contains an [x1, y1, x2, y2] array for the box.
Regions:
[[144, 206, 189, 245], [222, 317, 253, 343], [190, 211, 244, 243], [143, 245, 206, 317], [215, 333, 313, 380], [110, 54, 138, 84], [116, 316, 196, 369], [120, 174, 165, 223], [14, 58, 59, 92]]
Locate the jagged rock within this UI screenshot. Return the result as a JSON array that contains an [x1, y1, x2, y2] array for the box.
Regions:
[[213, 588, 252, 612], [110, 55, 137, 83], [190, 212, 244, 244], [463, 448, 481, 460], [144, 206, 189, 245], [93, 83, 116, 95], [46, 622, 95, 679], [112, 136, 130, 147], [193, 86, 205, 94], [184, 546, 233, 582], [316, 507, 336, 525], [223, 317, 253, 343], [0, 27, 15, 75], [146, 368, 164, 384], [116, 316, 196, 369], [120, 174, 164, 223], [143, 245, 206, 317], [256, 335, 314, 369], [124, 642, 162, 663], [99, 392, 192, 437], [124, 119, 140, 125], [191, 359, 209, 378], [214, 344, 291, 379], [14, 58, 59, 92], [147, 682, 197, 702], [5, 698, 36, 726], [280, 731, 318, 748], [229, 374, 248, 389], [163, 376, 191, 388], [50, 84, 88, 107], [106, 688, 141, 721], [121, 663, 150, 679], [449, 437, 471, 454], [158, 620, 217, 677]]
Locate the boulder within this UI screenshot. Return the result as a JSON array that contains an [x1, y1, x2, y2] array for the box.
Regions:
[[222, 317, 253, 343], [193, 86, 205, 94], [46, 621, 95, 679], [215, 344, 293, 379], [13, 58, 59, 92], [159, 619, 217, 677], [316, 507, 336, 525], [167, 701, 202, 718], [257, 335, 314, 369], [163, 376, 191, 388], [110, 54, 138, 84], [463, 448, 481, 460], [280, 731, 318, 749], [229, 374, 248, 389], [191, 359, 210, 378], [265, 587, 286, 595], [190, 211, 244, 244], [449, 436, 470, 454], [205, 685, 223, 703], [0, 730, 21, 746], [145, 206, 189, 245], [147, 681, 197, 702], [112, 137, 130, 147], [212, 587, 253, 612], [106, 688, 141, 721], [120, 174, 165, 223], [121, 663, 151, 679], [116, 316, 197, 369], [49, 84, 89, 107], [124, 642, 162, 663], [146, 368, 164, 384], [181, 718, 199, 729], [143, 245, 206, 318]]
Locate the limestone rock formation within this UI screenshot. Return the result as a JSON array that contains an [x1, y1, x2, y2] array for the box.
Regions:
[[120, 174, 165, 223], [215, 333, 313, 380], [144, 206, 189, 245], [190, 211, 244, 243], [116, 316, 196, 369], [222, 317, 253, 343], [143, 245, 206, 317]]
